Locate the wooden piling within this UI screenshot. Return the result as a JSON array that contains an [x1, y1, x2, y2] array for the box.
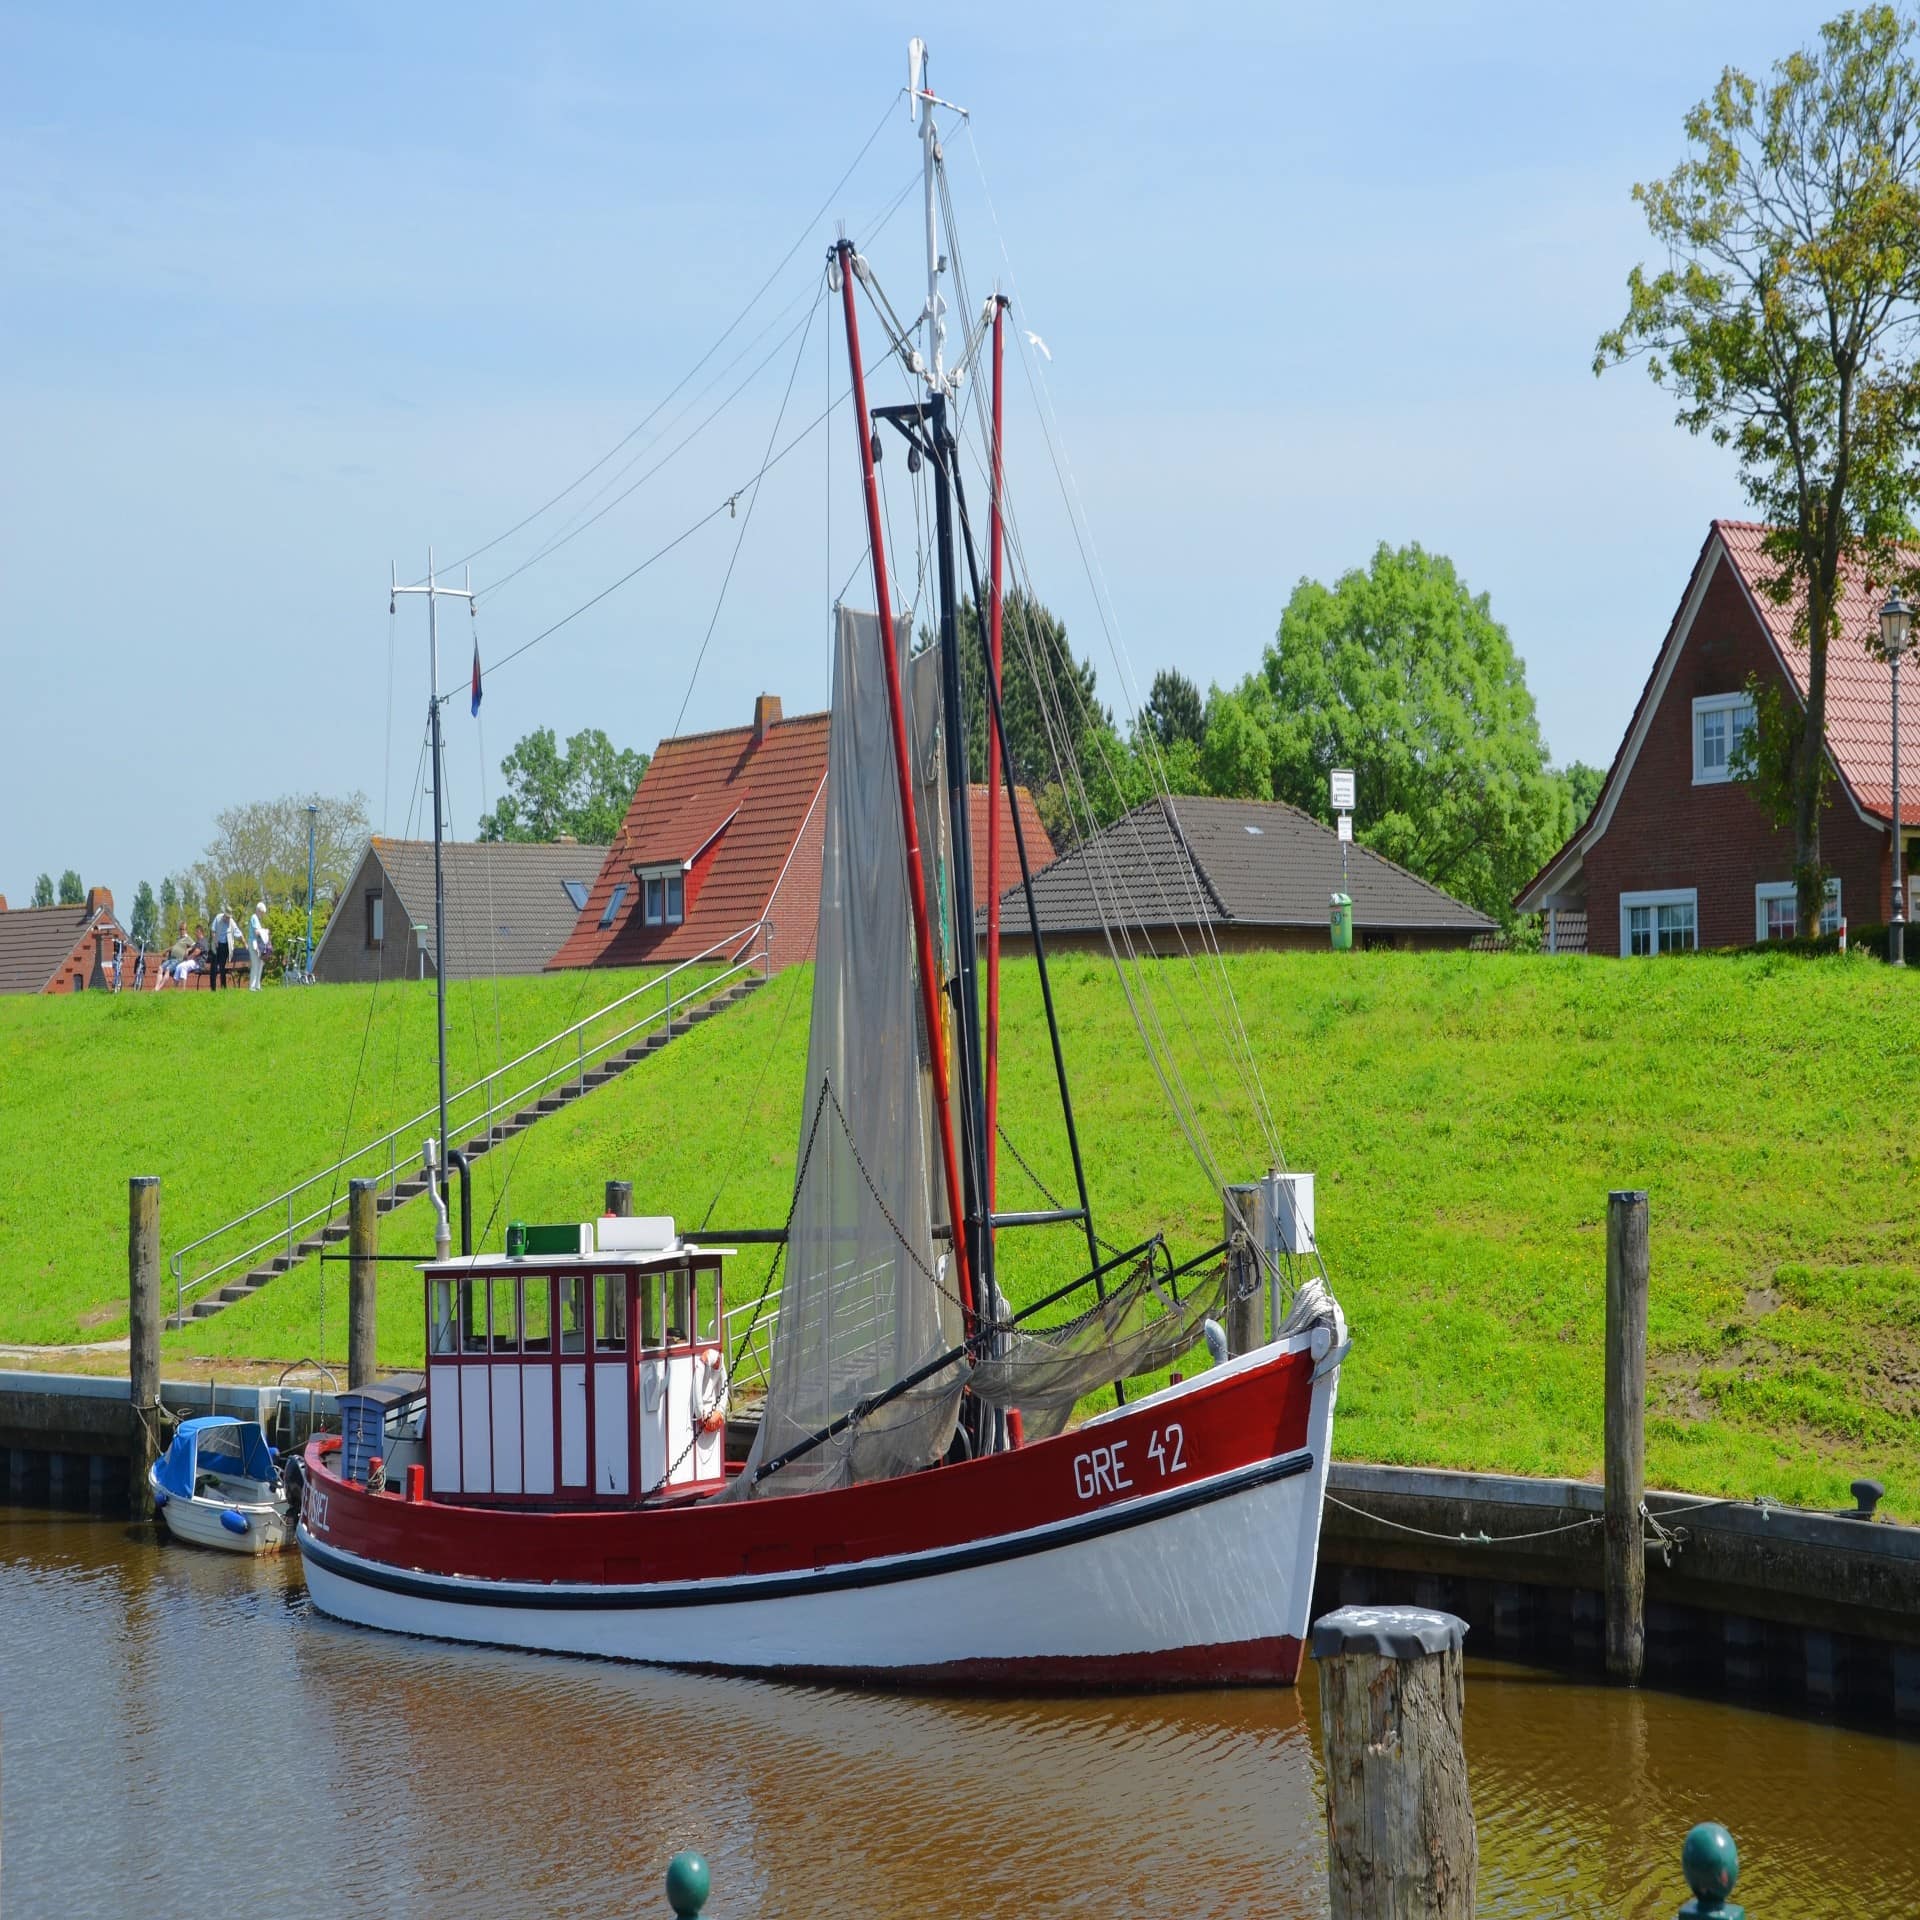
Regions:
[[606, 1179, 633, 1218], [1605, 1188, 1649, 1685], [127, 1175, 161, 1518], [1313, 1606, 1476, 1919], [1223, 1182, 1261, 1357], [348, 1177, 379, 1390]]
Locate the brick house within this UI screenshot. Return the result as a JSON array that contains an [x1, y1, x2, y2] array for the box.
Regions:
[[551, 693, 1055, 974], [1516, 521, 1914, 955], [0, 888, 128, 994]]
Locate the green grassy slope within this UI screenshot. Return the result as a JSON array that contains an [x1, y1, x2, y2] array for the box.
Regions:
[[162, 949, 1920, 1515], [0, 966, 669, 1342]]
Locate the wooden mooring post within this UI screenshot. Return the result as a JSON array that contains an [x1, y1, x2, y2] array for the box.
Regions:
[[1606, 1188, 1649, 1685], [128, 1176, 162, 1519], [1313, 1605, 1476, 1919], [348, 1177, 380, 1390]]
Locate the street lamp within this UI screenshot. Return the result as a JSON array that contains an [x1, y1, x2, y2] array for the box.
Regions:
[[303, 803, 318, 978], [1880, 592, 1911, 967]]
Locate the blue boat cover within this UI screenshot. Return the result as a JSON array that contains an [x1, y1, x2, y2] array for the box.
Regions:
[[154, 1416, 277, 1499]]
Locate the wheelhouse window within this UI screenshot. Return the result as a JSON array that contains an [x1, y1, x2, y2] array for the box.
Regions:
[[639, 867, 686, 926], [1621, 889, 1698, 956], [460, 1278, 489, 1352], [430, 1279, 457, 1355], [1756, 880, 1841, 941], [1693, 694, 1755, 785], [491, 1277, 520, 1352], [559, 1275, 588, 1353], [595, 1273, 629, 1351], [522, 1275, 552, 1352]]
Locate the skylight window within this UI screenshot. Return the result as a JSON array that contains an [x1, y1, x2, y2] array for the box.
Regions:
[[599, 882, 629, 929], [563, 880, 590, 912], [1244, 825, 1264, 835]]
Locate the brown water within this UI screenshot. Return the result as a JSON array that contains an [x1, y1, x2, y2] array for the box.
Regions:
[[2, 1506, 1915, 1920]]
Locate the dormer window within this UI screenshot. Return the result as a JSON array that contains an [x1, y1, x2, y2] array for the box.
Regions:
[[1693, 693, 1755, 785], [640, 867, 685, 926]]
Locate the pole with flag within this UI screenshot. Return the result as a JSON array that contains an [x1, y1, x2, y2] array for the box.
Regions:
[[471, 617, 483, 718]]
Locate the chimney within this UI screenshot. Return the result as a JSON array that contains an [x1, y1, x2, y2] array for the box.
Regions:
[[0, 894, 8, 912], [86, 885, 113, 914], [752, 693, 783, 745]]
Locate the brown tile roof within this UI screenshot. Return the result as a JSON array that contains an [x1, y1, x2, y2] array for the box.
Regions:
[[1715, 520, 1919, 826], [317, 838, 610, 979], [995, 796, 1494, 937], [0, 903, 112, 994], [551, 710, 833, 971]]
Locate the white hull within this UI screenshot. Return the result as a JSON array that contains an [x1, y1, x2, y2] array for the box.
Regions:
[[301, 1361, 1339, 1682], [152, 1477, 290, 1557]]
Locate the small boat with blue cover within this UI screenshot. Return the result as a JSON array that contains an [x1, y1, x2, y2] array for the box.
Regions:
[[150, 1415, 292, 1556]]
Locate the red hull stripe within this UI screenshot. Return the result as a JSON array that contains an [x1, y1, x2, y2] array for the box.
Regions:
[[300, 1449, 1314, 1610]]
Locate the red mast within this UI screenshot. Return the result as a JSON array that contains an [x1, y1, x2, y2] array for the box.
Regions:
[[985, 294, 1008, 1223], [834, 239, 975, 1328]]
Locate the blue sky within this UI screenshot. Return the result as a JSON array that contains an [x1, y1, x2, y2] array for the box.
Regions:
[[0, 3, 1830, 907]]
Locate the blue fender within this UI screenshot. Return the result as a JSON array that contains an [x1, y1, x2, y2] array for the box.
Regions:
[[219, 1508, 251, 1536], [152, 1487, 169, 1509]]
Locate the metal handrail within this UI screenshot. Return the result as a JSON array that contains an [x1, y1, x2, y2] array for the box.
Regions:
[[170, 920, 773, 1322]]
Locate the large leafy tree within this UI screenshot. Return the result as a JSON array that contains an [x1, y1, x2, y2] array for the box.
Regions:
[[30, 873, 53, 908], [1598, 6, 1920, 926], [190, 791, 369, 913], [57, 869, 82, 905], [1250, 543, 1570, 929], [478, 727, 648, 844]]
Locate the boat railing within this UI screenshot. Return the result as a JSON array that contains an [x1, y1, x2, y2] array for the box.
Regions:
[[722, 1251, 912, 1397], [168, 921, 775, 1325]]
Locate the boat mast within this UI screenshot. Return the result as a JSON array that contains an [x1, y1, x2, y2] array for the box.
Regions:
[[833, 235, 976, 1331], [985, 293, 1005, 1226], [391, 551, 474, 1255], [910, 43, 994, 1346]]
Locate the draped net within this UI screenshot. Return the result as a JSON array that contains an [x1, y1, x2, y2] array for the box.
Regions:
[[739, 606, 966, 1496]]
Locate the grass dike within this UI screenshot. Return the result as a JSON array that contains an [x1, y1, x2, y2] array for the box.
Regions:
[[5, 947, 1915, 1516]]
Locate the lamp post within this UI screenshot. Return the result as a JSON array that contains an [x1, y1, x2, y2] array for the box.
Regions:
[[1881, 593, 1911, 967], [303, 803, 318, 976]]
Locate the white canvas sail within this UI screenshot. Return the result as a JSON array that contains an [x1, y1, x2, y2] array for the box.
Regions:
[[742, 605, 966, 1495]]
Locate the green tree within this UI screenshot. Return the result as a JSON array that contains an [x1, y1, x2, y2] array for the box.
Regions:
[[158, 876, 179, 932], [130, 880, 159, 948], [1198, 686, 1273, 799], [31, 873, 53, 908], [1142, 668, 1207, 750], [1558, 760, 1606, 826], [1253, 543, 1569, 930], [1598, 6, 1920, 927], [478, 728, 648, 844], [190, 792, 368, 916], [57, 870, 82, 906]]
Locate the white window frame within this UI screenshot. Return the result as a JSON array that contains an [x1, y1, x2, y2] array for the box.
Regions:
[[1755, 879, 1841, 941], [1692, 692, 1756, 786], [638, 865, 685, 928], [1620, 887, 1699, 957]]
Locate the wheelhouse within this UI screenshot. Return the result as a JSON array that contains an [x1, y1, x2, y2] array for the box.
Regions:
[[422, 1216, 730, 1506]]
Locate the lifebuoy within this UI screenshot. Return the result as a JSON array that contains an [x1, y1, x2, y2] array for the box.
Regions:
[[695, 1346, 727, 1433]]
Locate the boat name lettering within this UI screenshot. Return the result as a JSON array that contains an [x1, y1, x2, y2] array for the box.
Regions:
[[1072, 1440, 1133, 1501], [1146, 1422, 1186, 1477], [306, 1483, 330, 1535]]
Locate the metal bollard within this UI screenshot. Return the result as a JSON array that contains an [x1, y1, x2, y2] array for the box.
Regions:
[[666, 1851, 710, 1917], [1676, 1824, 1743, 1918]]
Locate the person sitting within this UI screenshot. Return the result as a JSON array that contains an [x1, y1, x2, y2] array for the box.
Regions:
[[158, 923, 194, 988]]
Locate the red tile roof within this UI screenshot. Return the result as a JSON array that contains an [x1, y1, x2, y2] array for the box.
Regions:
[[968, 784, 1056, 909], [550, 710, 831, 972], [549, 703, 1059, 973], [1715, 520, 1919, 826]]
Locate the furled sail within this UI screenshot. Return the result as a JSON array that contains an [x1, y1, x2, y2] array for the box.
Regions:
[[741, 605, 966, 1495]]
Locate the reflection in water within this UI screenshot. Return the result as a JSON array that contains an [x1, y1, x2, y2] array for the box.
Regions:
[[2, 1508, 1914, 1919]]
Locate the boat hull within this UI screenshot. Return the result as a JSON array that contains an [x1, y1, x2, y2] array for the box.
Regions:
[[151, 1475, 291, 1557], [299, 1336, 1339, 1688]]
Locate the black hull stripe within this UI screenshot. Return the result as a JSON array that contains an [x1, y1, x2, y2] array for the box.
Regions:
[[301, 1448, 1315, 1612]]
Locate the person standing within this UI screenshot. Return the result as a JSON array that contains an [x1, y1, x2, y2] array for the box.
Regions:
[[110, 936, 124, 992], [247, 900, 272, 990], [210, 906, 234, 991]]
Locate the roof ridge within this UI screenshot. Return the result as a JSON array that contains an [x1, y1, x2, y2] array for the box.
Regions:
[[654, 708, 830, 751]]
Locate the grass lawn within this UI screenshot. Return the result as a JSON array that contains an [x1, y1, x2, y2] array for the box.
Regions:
[[153, 947, 1920, 1517], [0, 965, 675, 1343]]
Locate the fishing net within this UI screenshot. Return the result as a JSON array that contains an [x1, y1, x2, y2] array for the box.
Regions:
[[738, 606, 966, 1497], [968, 1257, 1230, 1442]]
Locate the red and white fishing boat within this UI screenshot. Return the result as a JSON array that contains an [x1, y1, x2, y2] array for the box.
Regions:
[[299, 41, 1347, 1687]]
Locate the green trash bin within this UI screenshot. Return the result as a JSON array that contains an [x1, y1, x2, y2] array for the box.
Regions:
[[1330, 892, 1353, 951]]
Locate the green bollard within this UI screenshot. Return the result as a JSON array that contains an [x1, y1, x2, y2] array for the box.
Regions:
[[1330, 891, 1353, 952], [666, 1851, 710, 1917], [1677, 1823, 1744, 1918]]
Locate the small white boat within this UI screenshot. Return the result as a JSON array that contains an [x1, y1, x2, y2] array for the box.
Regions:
[[151, 1415, 292, 1555]]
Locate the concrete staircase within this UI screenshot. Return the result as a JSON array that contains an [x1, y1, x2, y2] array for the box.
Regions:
[[167, 975, 765, 1329]]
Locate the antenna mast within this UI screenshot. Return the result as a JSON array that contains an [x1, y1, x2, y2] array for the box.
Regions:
[[391, 549, 475, 1257]]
